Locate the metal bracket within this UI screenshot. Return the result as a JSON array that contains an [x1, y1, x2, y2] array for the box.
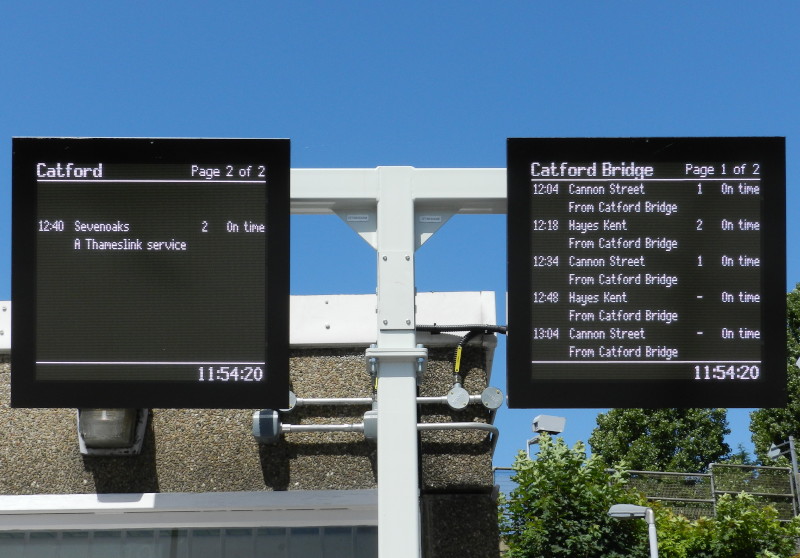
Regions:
[[365, 346, 428, 383], [376, 251, 416, 330]]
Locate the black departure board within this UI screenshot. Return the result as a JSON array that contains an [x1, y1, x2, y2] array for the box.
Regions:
[[12, 138, 290, 409], [507, 137, 786, 408]]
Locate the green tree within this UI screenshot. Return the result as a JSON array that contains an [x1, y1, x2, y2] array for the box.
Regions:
[[727, 443, 758, 465], [499, 434, 648, 558], [655, 507, 714, 558], [589, 408, 730, 472], [710, 493, 800, 557], [657, 493, 800, 558], [750, 285, 800, 459]]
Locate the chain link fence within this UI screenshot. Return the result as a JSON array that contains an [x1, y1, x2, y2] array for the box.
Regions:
[[626, 470, 715, 520], [495, 463, 796, 520], [710, 463, 795, 520]]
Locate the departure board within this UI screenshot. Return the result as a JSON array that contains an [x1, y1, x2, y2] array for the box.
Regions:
[[507, 137, 786, 408], [12, 138, 290, 409]]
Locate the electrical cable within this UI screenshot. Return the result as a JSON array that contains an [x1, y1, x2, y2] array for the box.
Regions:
[[416, 324, 507, 382]]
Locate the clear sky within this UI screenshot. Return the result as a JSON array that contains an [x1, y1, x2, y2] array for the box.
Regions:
[[1, 1, 798, 467]]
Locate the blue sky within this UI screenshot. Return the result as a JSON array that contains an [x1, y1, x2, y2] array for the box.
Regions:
[[1, 1, 798, 467]]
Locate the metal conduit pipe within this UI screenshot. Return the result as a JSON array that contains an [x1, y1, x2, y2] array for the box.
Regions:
[[416, 394, 482, 405], [290, 396, 374, 407], [286, 392, 502, 426], [286, 392, 499, 409], [417, 394, 501, 424], [275, 420, 499, 454], [281, 423, 365, 434], [418, 422, 500, 455]]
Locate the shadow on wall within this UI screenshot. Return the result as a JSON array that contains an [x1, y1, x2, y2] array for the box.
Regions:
[[257, 404, 379, 492], [81, 420, 160, 494]]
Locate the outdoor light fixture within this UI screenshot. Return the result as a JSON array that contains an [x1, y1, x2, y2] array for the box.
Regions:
[[532, 414, 566, 435], [608, 504, 658, 558], [768, 443, 785, 460], [77, 409, 148, 456], [527, 414, 566, 458]]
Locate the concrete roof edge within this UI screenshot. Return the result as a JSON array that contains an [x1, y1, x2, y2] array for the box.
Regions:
[[0, 292, 499, 352], [290, 291, 497, 347]]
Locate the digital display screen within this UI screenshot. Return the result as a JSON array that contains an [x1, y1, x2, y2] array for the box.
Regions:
[[507, 137, 786, 408], [12, 138, 290, 408]]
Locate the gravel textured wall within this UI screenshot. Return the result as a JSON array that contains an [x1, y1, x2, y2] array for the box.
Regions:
[[0, 345, 498, 557], [422, 494, 500, 558]]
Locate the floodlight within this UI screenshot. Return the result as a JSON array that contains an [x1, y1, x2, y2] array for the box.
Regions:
[[526, 415, 566, 458], [608, 503, 649, 519], [532, 415, 565, 435], [77, 408, 148, 456], [608, 504, 658, 558], [79, 409, 136, 448]]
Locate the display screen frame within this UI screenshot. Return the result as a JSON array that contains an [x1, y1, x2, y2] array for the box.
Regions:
[[507, 137, 786, 408], [12, 137, 290, 409]]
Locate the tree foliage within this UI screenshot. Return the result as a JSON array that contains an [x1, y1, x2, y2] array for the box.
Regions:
[[750, 285, 800, 459], [657, 493, 800, 558], [588, 408, 730, 472], [499, 435, 800, 557], [499, 434, 648, 557]]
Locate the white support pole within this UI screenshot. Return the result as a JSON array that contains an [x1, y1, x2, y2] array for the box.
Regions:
[[289, 166, 506, 558], [645, 508, 659, 558], [373, 167, 422, 558]]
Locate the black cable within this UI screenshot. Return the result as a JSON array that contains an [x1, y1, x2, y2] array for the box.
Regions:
[[416, 324, 508, 335], [416, 324, 508, 381]]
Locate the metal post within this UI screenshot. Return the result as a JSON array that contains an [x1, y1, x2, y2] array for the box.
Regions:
[[526, 435, 540, 459], [790, 436, 800, 514], [289, 166, 506, 558], [644, 508, 659, 558], [709, 463, 717, 518], [608, 504, 658, 558], [373, 167, 422, 558]]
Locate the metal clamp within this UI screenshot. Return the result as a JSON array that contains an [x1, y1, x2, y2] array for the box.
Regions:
[[365, 346, 428, 383]]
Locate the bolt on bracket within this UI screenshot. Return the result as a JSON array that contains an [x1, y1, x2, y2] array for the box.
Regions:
[[365, 346, 428, 384]]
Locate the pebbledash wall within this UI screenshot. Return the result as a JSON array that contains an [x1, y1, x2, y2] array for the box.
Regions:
[[0, 293, 500, 558]]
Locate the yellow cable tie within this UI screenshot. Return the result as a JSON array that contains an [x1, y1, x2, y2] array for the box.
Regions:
[[455, 345, 463, 373]]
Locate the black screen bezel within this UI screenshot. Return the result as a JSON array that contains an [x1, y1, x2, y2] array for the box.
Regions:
[[12, 137, 290, 409], [507, 137, 786, 408]]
